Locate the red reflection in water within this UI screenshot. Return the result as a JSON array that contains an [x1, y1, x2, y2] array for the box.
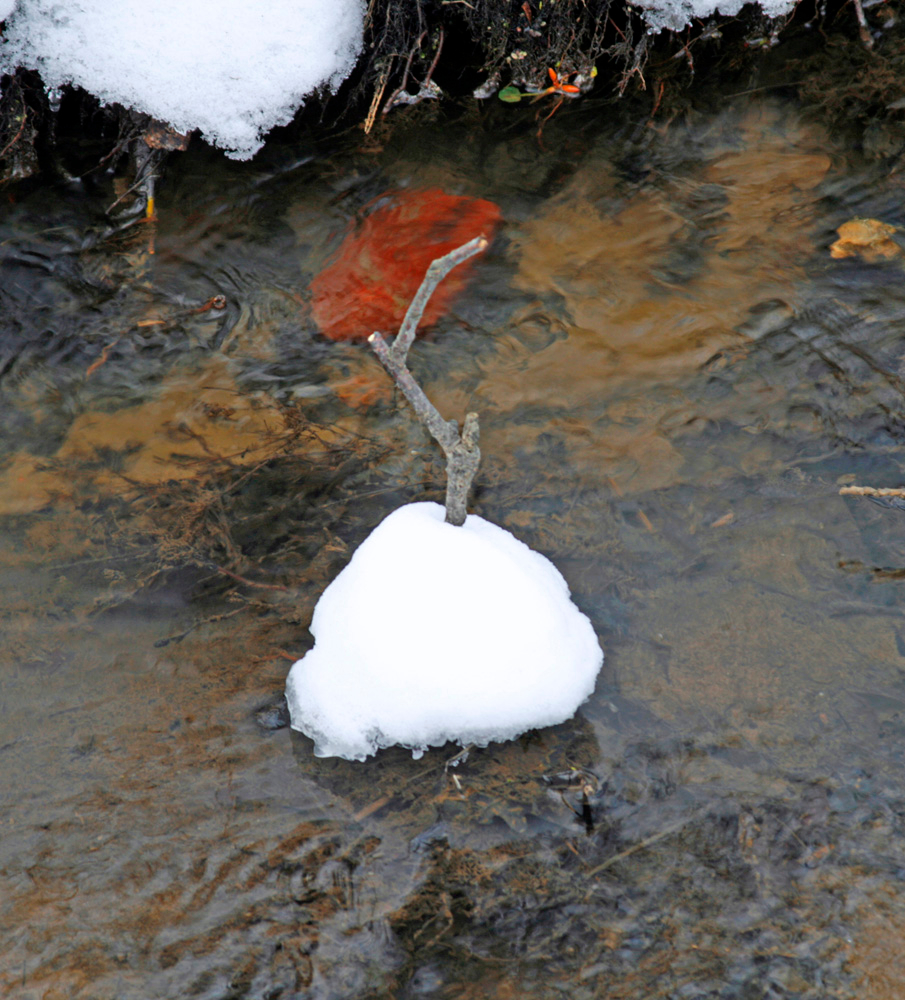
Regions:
[[310, 188, 502, 341]]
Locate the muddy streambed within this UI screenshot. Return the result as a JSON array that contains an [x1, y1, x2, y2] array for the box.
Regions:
[[3, 92, 905, 999]]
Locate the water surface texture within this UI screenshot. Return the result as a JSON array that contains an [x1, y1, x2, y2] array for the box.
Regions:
[[4, 96, 905, 998]]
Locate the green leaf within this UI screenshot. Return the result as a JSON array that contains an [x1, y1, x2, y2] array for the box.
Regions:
[[498, 86, 523, 103]]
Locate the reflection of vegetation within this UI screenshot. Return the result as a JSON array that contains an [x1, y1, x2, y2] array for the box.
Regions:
[[375, 744, 892, 999], [122, 410, 400, 615], [796, 17, 905, 156], [2, 376, 416, 648], [291, 718, 600, 837]]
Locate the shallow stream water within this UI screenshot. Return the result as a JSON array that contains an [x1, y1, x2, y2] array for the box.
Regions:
[[4, 88, 905, 999]]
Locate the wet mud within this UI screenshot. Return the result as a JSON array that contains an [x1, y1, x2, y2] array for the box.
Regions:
[[4, 79, 905, 999]]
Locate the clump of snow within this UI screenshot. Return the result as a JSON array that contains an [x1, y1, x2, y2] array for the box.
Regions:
[[0, 0, 364, 159], [286, 502, 604, 761], [636, 0, 794, 31], [0, 1, 17, 25]]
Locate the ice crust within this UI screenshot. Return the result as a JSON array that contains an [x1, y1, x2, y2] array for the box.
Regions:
[[0, 0, 364, 159], [286, 502, 604, 761], [637, 0, 794, 31]]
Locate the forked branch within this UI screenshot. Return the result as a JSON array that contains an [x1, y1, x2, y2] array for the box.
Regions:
[[368, 235, 489, 526]]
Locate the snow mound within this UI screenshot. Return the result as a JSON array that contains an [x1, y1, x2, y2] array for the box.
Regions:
[[0, 0, 364, 159], [286, 502, 604, 761]]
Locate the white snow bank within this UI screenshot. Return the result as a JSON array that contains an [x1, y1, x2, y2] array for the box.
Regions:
[[286, 502, 604, 761], [637, 0, 794, 31], [0, 0, 364, 159], [0, 0, 797, 158]]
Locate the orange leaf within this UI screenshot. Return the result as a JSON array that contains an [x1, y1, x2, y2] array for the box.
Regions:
[[310, 189, 502, 341], [830, 218, 900, 262]]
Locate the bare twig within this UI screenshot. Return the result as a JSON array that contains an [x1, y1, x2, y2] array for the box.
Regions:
[[0, 106, 27, 161], [106, 141, 161, 217], [369, 235, 489, 526], [364, 60, 393, 134], [369, 332, 456, 451], [382, 31, 425, 112], [369, 333, 481, 526], [852, 0, 874, 49], [105, 173, 147, 215], [423, 28, 445, 89], [393, 235, 487, 361]]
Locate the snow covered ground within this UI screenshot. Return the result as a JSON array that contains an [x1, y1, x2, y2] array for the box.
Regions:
[[286, 503, 604, 761], [0, 0, 364, 159], [0, 0, 794, 160]]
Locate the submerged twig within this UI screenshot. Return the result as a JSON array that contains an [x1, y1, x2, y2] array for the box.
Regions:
[[153, 604, 248, 647], [213, 563, 290, 592], [369, 236, 488, 526], [840, 484, 905, 511], [840, 485, 905, 498], [584, 813, 701, 880]]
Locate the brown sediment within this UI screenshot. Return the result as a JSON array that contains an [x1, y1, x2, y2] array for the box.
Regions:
[[0, 358, 370, 517], [846, 899, 905, 998], [501, 105, 830, 495]]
